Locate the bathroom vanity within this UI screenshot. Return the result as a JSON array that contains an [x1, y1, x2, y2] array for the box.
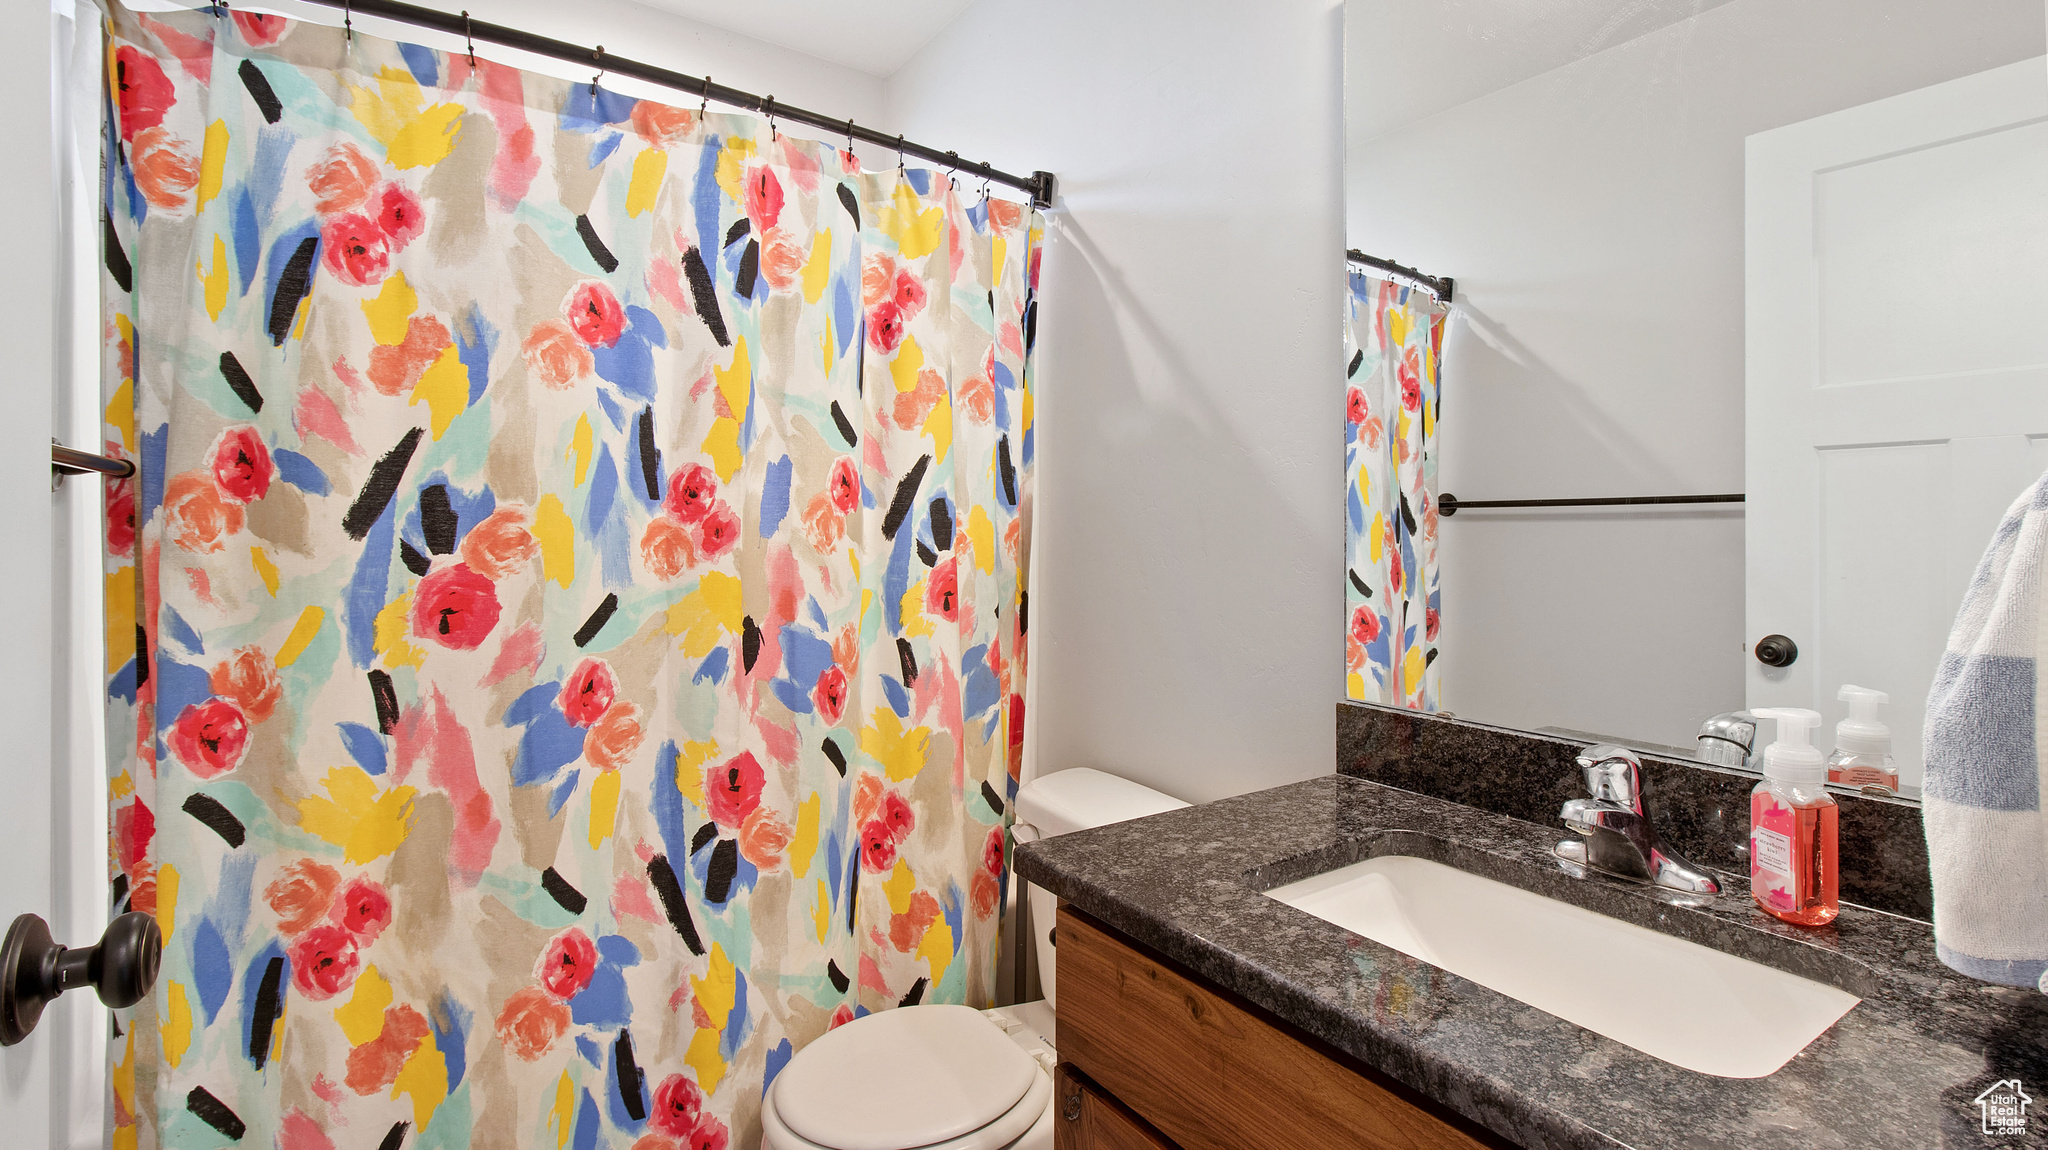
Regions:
[[1017, 775, 2048, 1149]]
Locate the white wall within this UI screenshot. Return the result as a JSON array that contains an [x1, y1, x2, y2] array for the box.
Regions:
[[1348, 0, 2045, 748], [886, 0, 1348, 803], [246, 0, 889, 145]]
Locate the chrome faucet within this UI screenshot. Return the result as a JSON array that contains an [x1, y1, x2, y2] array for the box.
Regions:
[[1555, 744, 1721, 895], [1696, 711, 1757, 770]]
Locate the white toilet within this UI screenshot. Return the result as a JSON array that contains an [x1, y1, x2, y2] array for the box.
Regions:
[[761, 769, 1189, 1150]]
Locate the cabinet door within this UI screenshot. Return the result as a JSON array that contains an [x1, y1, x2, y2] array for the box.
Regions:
[[1055, 1065, 1179, 1150], [1055, 906, 1505, 1150]]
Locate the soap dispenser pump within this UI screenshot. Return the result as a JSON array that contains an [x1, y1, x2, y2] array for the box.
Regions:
[[1749, 708, 1839, 927], [1828, 685, 1898, 796]]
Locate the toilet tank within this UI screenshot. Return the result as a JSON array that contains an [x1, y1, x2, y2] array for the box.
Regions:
[[1012, 769, 1188, 1009]]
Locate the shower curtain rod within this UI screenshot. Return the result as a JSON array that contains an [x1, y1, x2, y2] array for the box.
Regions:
[[1347, 249, 1453, 303], [273, 0, 1057, 208]]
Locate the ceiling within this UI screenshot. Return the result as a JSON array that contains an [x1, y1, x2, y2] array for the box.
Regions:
[[1347, 0, 1743, 141], [628, 0, 977, 77]]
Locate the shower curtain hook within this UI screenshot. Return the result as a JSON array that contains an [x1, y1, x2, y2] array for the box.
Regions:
[[945, 151, 959, 191], [699, 76, 712, 119], [591, 46, 604, 95], [462, 11, 475, 66], [978, 162, 991, 205], [762, 95, 777, 141], [844, 118, 857, 163], [896, 135, 906, 176], [342, 0, 352, 44]]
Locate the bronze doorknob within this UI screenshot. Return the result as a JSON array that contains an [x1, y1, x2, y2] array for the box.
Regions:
[[0, 911, 161, 1046], [1754, 634, 1799, 668]]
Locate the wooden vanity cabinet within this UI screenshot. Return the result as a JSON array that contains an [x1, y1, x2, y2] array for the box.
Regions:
[[1052, 905, 1510, 1150]]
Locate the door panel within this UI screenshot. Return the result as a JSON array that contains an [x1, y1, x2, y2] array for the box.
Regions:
[[1814, 442, 1950, 778], [1814, 119, 2048, 386]]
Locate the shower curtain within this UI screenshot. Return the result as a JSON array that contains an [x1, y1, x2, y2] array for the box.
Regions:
[[99, 5, 1039, 1147], [1343, 271, 1443, 710]]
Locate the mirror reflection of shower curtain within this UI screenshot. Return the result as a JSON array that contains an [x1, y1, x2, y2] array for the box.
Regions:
[[1344, 272, 1445, 710]]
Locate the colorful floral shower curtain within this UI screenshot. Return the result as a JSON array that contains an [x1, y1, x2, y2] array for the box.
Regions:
[[1343, 271, 1443, 710], [98, 5, 1039, 1147]]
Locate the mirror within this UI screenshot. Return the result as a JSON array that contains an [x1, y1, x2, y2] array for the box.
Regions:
[[1342, 0, 2048, 800]]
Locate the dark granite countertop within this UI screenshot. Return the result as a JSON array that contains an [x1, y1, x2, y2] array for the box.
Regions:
[[1016, 774, 2048, 1149]]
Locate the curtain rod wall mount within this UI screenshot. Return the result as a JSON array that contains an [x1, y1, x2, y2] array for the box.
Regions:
[[1347, 249, 1453, 303], [289, 0, 1057, 208]]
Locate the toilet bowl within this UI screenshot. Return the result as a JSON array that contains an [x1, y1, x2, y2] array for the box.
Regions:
[[761, 769, 1188, 1150]]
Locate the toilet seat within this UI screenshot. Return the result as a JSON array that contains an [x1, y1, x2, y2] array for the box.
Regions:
[[762, 1062, 1051, 1150], [762, 1004, 1053, 1150]]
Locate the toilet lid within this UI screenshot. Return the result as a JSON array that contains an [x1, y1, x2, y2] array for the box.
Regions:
[[773, 1005, 1041, 1150]]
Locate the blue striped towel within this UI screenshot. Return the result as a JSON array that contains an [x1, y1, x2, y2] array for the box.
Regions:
[[1924, 472, 2048, 991]]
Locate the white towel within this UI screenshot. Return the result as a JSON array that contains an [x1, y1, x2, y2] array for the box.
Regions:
[[1924, 473, 2048, 991]]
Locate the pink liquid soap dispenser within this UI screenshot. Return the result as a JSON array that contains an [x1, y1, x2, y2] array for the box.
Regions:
[[1748, 708, 1839, 927]]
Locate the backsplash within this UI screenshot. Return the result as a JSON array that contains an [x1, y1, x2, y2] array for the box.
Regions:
[[1336, 701, 1932, 920]]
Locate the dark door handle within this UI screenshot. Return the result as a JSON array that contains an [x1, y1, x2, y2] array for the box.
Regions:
[[0, 911, 161, 1046], [1754, 634, 1799, 668]]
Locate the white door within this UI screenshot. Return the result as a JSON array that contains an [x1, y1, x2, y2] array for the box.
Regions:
[[1746, 56, 2048, 792], [3, 4, 111, 1146]]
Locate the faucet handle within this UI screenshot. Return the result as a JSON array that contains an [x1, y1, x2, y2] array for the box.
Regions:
[[1576, 744, 1644, 811]]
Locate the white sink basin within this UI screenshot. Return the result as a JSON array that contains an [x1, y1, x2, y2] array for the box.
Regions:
[[1265, 855, 1860, 1078]]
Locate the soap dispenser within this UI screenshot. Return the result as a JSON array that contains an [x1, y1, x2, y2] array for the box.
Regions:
[[1749, 708, 1839, 927], [1828, 686, 1898, 796]]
